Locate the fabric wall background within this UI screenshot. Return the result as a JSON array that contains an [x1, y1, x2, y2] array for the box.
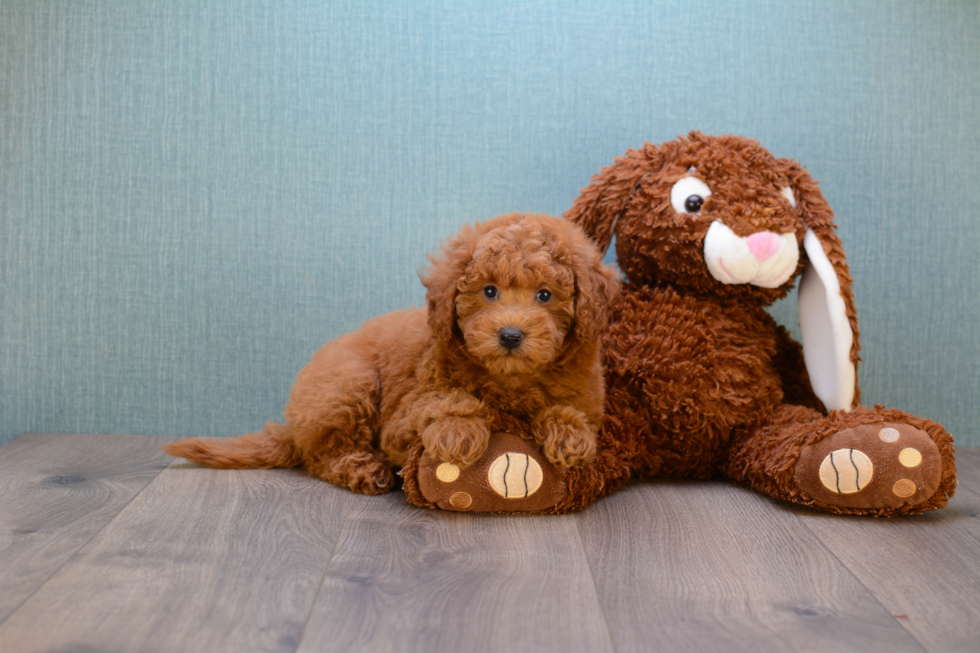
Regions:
[[1, 1, 977, 446]]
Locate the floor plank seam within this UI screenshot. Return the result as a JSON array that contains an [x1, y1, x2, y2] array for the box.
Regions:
[[574, 508, 622, 653], [293, 492, 356, 653], [0, 452, 174, 630], [792, 513, 932, 653]]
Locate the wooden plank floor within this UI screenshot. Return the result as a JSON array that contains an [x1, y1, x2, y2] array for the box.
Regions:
[[0, 434, 977, 653]]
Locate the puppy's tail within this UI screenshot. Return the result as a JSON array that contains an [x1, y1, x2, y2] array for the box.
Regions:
[[162, 421, 302, 469]]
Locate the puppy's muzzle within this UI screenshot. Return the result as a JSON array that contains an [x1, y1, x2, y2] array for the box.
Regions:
[[498, 328, 525, 350]]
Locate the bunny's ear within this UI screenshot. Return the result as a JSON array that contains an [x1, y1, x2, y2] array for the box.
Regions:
[[780, 160, 861, 411], [563, 146, 658, 254]]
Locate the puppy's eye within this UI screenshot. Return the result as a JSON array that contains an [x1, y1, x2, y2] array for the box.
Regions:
[[670, 176, 712, 215], [535, 289, 552, 303], [483, 286, 498, 300]]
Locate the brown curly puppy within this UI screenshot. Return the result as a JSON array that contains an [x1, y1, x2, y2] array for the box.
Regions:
[[163, 212, 621, 495]]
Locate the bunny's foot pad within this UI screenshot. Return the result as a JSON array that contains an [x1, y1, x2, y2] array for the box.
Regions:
[[795, 422, 943, 511], [406, 430, 568, 513]]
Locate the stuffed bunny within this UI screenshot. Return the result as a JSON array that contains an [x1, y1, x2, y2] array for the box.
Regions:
[[404, 132, 956, 515]]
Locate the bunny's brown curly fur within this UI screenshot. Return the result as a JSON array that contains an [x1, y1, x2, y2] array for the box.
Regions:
[[555, 132, 956, 516], [163, 213, 620, 494]]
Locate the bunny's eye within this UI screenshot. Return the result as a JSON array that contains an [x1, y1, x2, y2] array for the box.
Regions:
[[670, 176, 712, 215]]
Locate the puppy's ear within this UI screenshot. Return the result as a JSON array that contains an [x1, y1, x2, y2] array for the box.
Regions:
[[779, 159, 861, 411], [564, 145, 659, 254], [420, 225, 478, 342], [566, 223, 622, 343]]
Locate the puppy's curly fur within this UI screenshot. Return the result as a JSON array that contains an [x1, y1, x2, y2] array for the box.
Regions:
[[163, 213, 621, 494]]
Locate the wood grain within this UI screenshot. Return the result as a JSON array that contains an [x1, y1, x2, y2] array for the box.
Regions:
[[578, 479, 926, 653], [0, 435, 976, 653], [298, 492, 615, 653], [0, 433, 173, 625], [798, 450, 980, 653], [953, 449, 980, 497], [0, 461, 352, 653]]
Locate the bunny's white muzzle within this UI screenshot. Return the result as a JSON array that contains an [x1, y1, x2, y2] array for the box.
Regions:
[[703, 221, 799, 288]]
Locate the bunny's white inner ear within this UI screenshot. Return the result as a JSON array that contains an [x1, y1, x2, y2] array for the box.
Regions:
[[798, 229, 855, 411], [780, 186, 797, 208]]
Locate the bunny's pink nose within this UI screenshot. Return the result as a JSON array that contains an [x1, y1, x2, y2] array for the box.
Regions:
[[746, 232, 783, 262]]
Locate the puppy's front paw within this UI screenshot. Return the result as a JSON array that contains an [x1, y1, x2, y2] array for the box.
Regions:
[[533, 409, 597, 468], [421, 416, 491, 468]]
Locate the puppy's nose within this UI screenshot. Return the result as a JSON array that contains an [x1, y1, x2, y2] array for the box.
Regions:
[[498, 328, 524, 350]]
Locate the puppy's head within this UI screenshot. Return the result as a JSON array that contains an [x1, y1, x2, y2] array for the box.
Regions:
[[421, 213, 620, 377]]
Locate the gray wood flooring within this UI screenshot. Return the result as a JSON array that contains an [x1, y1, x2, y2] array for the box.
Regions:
[[0, 433, 977, 653]]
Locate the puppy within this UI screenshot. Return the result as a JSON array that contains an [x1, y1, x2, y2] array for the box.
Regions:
[[163, 213, 621, 494]]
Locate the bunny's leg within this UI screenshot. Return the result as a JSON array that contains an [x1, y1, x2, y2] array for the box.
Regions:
[[401, 389, 644, 514], [721, 405, 956, 515]]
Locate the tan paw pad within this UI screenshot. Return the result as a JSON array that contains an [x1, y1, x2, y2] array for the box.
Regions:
[[893, 479, 917, 498], [878, 427, 900, 443], [818, 449, 874, 494], [488, 453, 543, 499], [898, 448, 922, 468], [449, 492, 472, 509], [435, 463, 460, 482]]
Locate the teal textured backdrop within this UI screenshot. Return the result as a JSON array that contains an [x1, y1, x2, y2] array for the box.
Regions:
[[1, 1, 977, 445]]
